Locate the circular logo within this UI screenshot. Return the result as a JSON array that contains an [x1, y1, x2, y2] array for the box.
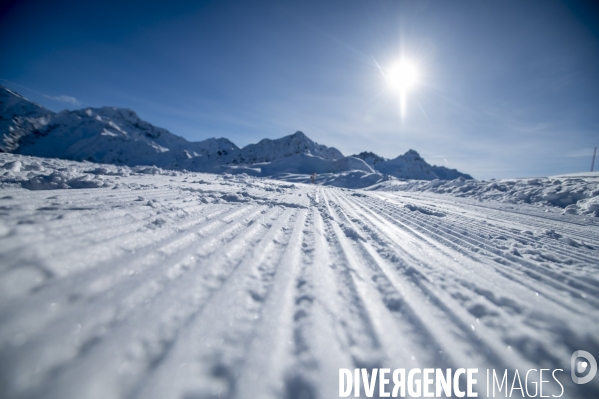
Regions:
[[571, 350, 597, 384]]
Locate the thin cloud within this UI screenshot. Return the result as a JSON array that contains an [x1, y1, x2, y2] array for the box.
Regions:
[[565, 148, 596, 158], [47, 95, 81, 107], [1, 78, 82, 108]]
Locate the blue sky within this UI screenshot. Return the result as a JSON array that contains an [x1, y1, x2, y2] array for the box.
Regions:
[[1, 0, 598, 179]]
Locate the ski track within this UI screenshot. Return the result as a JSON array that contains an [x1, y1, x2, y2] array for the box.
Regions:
[[1, 172, 598, 399]]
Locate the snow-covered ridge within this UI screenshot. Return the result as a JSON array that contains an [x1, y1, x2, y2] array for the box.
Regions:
[[226, 131, 344, 164], [351, 151, 388, 166], [0, 86, 471, 184], [353, 149, 472, 180], [369, 174, 599, 217], [0, 87, 53, 152], [0, 87, 240, 170]]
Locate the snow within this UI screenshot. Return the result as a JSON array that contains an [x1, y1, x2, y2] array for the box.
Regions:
[[0, 87, 240, 171], [369, 175, 599, 217], [227, 131, 344, 164], [1, 86, 471, 184], [0, 88, 53, 153], [260, 154, 374, 175], [1, 153, 598, 399], [551, 171, 599, 179], [353, 149, 472, 181]]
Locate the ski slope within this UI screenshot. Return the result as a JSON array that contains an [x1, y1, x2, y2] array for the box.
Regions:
[[1, 156, 598, 399]]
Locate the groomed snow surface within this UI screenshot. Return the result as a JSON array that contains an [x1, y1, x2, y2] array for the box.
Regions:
[[1, 154, 598, 399]]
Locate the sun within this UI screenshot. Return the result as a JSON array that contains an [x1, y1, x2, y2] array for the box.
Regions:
[[386, 60, 419, 92]]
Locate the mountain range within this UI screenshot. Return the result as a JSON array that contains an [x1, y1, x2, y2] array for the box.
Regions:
[[0, 86, 472, 185]]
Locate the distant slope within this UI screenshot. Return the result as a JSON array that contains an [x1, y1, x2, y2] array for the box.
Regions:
[[21, 107, 238, 170], [353, 149, 472, 180], [227, 131, 343, 164], [0, 87, 238, 170], [0, 87, 54, 152], [351, 151, 388, 166], [1, 85, 473, 182], [260, 153, 373, 176]]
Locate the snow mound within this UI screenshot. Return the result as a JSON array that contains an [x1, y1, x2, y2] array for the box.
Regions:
[[0, 154, 182, 191], [404, 203, 446, 217], [370, 175, 599, 216], [22, 171, 107, 190]]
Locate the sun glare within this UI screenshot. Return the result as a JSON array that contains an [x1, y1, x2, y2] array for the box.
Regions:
[[386, 60, 419, 91], [381, 59, 420, 120]]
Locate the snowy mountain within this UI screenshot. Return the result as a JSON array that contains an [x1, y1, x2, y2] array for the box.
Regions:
[[0, 86, 472, 182], [0, 88, 238, 170], [351, 151, 388, 166], [226, 131, 343, 164], [353, 149, 472, 180], [0, 87, 54, 152], [259, 153, 373, 176]]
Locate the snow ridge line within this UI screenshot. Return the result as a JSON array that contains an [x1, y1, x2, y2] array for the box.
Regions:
[[325, 189, 518, 372], [0, 204, 262, 340], [404, 191, 599, 230], [348, 192, 598, 318], [232, 209, 308, 398], [333, 189, 598, 372], [399, 195, 598, 262], [0, 205, 283, 398], [128, 208, 300, 399], [0, 193, 231, 273], [351, 194, 599, 304]]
